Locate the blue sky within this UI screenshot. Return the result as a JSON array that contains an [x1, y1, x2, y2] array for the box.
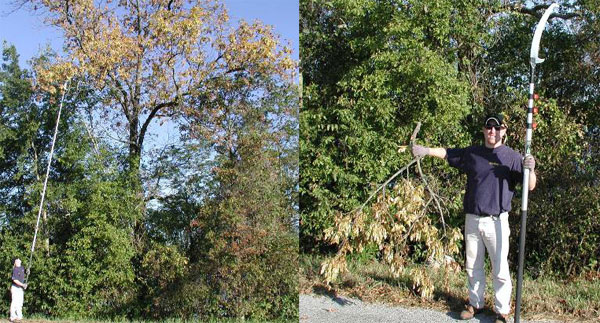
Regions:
[[0, 0, 299, 67]]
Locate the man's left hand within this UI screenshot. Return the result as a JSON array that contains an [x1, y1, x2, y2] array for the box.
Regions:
[[524, 155, 535, 171]]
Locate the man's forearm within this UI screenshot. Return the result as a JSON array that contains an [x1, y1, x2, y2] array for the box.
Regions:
[[528, 171, 537, 190], [427, 147, 447, 159]]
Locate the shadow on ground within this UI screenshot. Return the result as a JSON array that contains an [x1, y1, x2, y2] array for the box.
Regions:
[[312, 283, 356, 306]]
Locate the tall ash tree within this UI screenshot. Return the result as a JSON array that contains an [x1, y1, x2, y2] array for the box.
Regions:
[[17, 1, 295, 247], [23, 0, 293, 173]]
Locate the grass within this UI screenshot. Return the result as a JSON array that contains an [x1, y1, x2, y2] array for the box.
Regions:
[[1, 316, 296, 323], [300, 253, 600, 322]]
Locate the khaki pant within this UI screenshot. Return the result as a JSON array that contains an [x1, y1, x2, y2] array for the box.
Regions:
[[10, 285, 23, 321], [465, 212, 512, 315]]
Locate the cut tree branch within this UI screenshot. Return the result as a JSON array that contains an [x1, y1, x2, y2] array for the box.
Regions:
[[353, 122, 422, 214], [348, 121, 450, 233]]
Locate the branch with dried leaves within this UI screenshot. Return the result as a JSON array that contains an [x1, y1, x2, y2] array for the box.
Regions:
[[320, 122, 462, 299]]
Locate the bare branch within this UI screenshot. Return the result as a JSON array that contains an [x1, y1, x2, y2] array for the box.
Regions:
[[416, 159, 447, 233], [225, 66, 245, 74], [82, 118, 100, 156], [352, 122, 422, 214], [99, 132, 136, 146], [138, 100, 179, 148], [2, 1, 28, 17]]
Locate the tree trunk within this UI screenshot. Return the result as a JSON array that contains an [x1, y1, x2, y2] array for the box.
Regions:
[[127, 113, 147, 251]]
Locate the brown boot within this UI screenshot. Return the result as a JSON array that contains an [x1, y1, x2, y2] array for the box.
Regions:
[[495, 313, 508, 323], [459, 304, 482, 320]]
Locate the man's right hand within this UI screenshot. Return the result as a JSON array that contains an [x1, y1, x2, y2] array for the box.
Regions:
[[411, 144, 429, 158]]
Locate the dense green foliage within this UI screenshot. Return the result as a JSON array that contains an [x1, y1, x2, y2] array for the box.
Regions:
[[0, 44, 137, 317], [301, 0, 600, 277], [300, 0, 476, 252], [0, 37, 298, 321]]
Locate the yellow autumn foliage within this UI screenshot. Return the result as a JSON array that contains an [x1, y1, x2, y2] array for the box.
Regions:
[[28, 0, 296, 140]]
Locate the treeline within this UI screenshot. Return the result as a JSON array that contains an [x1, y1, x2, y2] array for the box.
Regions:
[[0, 23, 298, 323], [300, 0, 600, 277]]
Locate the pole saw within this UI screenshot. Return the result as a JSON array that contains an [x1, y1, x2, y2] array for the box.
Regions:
[[515, 4, 558, 322], [25, 80, 70, 285]]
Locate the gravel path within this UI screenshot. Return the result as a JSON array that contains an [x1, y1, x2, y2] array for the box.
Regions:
[[300, 294, 563, 323]]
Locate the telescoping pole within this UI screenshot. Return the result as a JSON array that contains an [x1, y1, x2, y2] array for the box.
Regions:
[[25, 80, 70, 284], [515, 4, 558, 323]]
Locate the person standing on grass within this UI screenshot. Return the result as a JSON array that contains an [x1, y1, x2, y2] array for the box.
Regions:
[[411, 113, 536, 323], [10, 257, 27, 323]]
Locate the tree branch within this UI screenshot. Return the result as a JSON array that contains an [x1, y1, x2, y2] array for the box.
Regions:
[[99, 132, 136, 146], [109, 73, 131, 121], [225, 66, 245, 74], [352, 122, 422, 214], [506, 4, 580, 20], [138, 100, 179, 148]]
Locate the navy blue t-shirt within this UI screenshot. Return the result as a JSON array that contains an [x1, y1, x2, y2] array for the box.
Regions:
[[11, 266, 24, 287], [446, 145, 523, 215]]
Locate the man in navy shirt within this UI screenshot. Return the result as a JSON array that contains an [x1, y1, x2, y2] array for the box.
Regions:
[[412, 113, 536, 323], [10, 258, 27, 322]]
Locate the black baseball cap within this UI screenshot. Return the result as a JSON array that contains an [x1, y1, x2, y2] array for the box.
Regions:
[[484, 113, 505, 127]]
